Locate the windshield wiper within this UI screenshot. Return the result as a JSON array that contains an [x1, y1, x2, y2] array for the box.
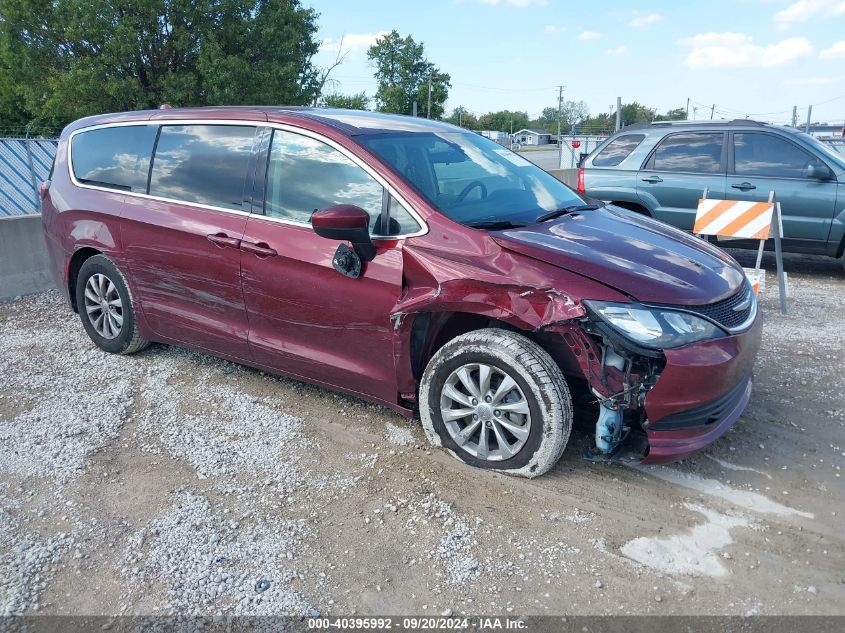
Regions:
[[536, 204, 601, 223], [465, 220, 527, 230]]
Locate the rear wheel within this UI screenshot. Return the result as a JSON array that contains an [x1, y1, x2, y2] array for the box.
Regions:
[[420, 329, 572, 478], [75, 254, 149, 354]]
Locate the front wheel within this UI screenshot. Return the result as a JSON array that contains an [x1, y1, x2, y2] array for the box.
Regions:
[[420, 329, 572, 478]]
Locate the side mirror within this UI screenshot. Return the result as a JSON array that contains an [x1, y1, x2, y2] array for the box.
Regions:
[[806, 161, 833, 181], [311, 204, 376, 262]]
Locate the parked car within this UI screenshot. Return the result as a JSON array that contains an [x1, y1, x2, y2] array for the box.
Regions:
[[42, 108, 760, 478], [579, 120, 845, 266]]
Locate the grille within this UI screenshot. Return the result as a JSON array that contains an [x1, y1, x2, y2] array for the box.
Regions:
[[665, 281, 755, 331]]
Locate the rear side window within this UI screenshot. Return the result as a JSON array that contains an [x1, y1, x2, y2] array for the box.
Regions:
[[592, 134, 645, 167], [734, 133, 814, 178], [71, 125, 157, 192], [649, 132, 724, 173], [149, 125, 256, 210], [264, 129, 419, 235]]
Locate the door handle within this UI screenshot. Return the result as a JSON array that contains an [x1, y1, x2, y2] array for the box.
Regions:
[[641, 176, 663, 183], [207, 233, 241, 249], [731, 182, 756, 191], [240, 241, 278, 258]]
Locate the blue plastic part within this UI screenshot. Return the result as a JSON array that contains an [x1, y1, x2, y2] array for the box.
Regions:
[[595, 402, 623, 454]]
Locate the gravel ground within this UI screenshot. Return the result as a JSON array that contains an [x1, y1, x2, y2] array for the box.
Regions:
[[0, 249, 843, 617]]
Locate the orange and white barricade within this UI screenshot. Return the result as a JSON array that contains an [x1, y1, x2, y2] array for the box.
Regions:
[[694, 190, 787, 314]]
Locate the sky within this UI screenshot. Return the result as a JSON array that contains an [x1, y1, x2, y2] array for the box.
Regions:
[[311, 0, 845, 125]]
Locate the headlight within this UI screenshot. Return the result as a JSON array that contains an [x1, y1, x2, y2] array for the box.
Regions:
[[584, 301, 724, 349]]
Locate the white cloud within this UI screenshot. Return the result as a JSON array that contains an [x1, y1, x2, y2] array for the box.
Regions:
[[679, 32, 753, 47], [783, 75, 842, 85], [480, 0, 548, 6], [577, 30, 602, 41], [606, 46, 628, 56], [680, 32, 813, 68], [773, 0, 845, 26], [544, 24, 566, 33], [320, 32, 389, 56], [630, 13, 663, 27], [820, 40, 845, 58]]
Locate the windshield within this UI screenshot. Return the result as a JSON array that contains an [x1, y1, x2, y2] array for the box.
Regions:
[[796, 132, 845, 169], [359, 131, 586, 227]]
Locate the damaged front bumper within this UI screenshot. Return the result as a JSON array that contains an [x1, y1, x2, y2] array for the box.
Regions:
[[640, 314, 762, 463], [564, 300, 762, 464]]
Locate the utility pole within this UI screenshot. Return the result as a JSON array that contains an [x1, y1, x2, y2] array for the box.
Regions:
[[686, 97, 690, 120], [791, 105, 798, 128], [556, 85, 564, 169], [615, 96, 621, 132], [427, 73, 433, 119], [805, 105, 812, 134], [710, 104, 715, 120], [412, 101, 418, 117], [692, 106, 698, 120], [458, 109, 462, 127]]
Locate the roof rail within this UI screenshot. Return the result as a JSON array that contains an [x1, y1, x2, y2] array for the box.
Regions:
[[624, 118, 770, 129]]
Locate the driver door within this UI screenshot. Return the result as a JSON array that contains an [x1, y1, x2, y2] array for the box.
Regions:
[[728, 131, 837, 247], [240, 127, 420, 404]]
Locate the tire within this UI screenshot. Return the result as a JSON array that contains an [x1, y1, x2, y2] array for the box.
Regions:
[[75, 254, 150, 355], [420, 328, 572, 478]]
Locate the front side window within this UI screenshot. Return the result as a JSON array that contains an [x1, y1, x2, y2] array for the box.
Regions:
[[360, 131, 586, 227], [650, 132, 724, 173], [592, 134, 645, 167], [734, 133, 815, 178], [71, 125, 157, 192], [149, 125, 256, 210], [264, 129, 419, 235]]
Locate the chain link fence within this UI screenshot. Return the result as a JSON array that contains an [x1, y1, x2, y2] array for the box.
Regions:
[[1, 137, 58, 216]]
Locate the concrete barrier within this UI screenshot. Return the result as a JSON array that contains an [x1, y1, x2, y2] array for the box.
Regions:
[[0, 214, 54, 299], [548, 168, 579, 189]]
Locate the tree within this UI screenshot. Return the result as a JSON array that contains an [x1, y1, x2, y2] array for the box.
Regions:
[[0, 0, 325, 130], [654, 107, 687, 121], [367, 31, 450, 118], [444, 106, 477, 129], [619, 102, 657, 127], [477, 110, 530, 134], [532, 100, 589, 134], [321, 92, 370, 110]]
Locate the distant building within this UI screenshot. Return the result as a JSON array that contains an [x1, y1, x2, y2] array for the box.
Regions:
[[800, 123, 845, 139], [513, 129, 552, 146], [479, 130, 509, 143]]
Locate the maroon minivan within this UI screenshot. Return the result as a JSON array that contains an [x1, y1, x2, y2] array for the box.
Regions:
[[42, 107, 761, 477]]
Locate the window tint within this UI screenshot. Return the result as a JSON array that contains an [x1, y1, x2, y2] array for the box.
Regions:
[[651, 132, 724, 173], [734, 133, 814, 178], [149, 125, 256, 210], [71, 125, 157, 192], [265, 129, 419, 235], [592, 134, 645, 167]]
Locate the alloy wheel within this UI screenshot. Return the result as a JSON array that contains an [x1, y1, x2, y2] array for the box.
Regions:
[[439, 363, 531, 461], [83, 273, 123, 339]]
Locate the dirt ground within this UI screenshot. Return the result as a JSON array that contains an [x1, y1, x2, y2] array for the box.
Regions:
[[1, 249, 843, 618]]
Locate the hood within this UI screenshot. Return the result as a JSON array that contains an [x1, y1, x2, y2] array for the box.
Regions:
[[492, 206, 745, 305]]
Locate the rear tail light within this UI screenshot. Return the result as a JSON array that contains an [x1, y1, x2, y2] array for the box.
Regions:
[[39, 181, 50, 199], [577, 167, 585, 194]]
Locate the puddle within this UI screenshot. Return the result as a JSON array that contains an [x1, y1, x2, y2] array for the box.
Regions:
[[635, 465, 814, 519], [704, 455, 773, 480], [621, 503, 748, 577]]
